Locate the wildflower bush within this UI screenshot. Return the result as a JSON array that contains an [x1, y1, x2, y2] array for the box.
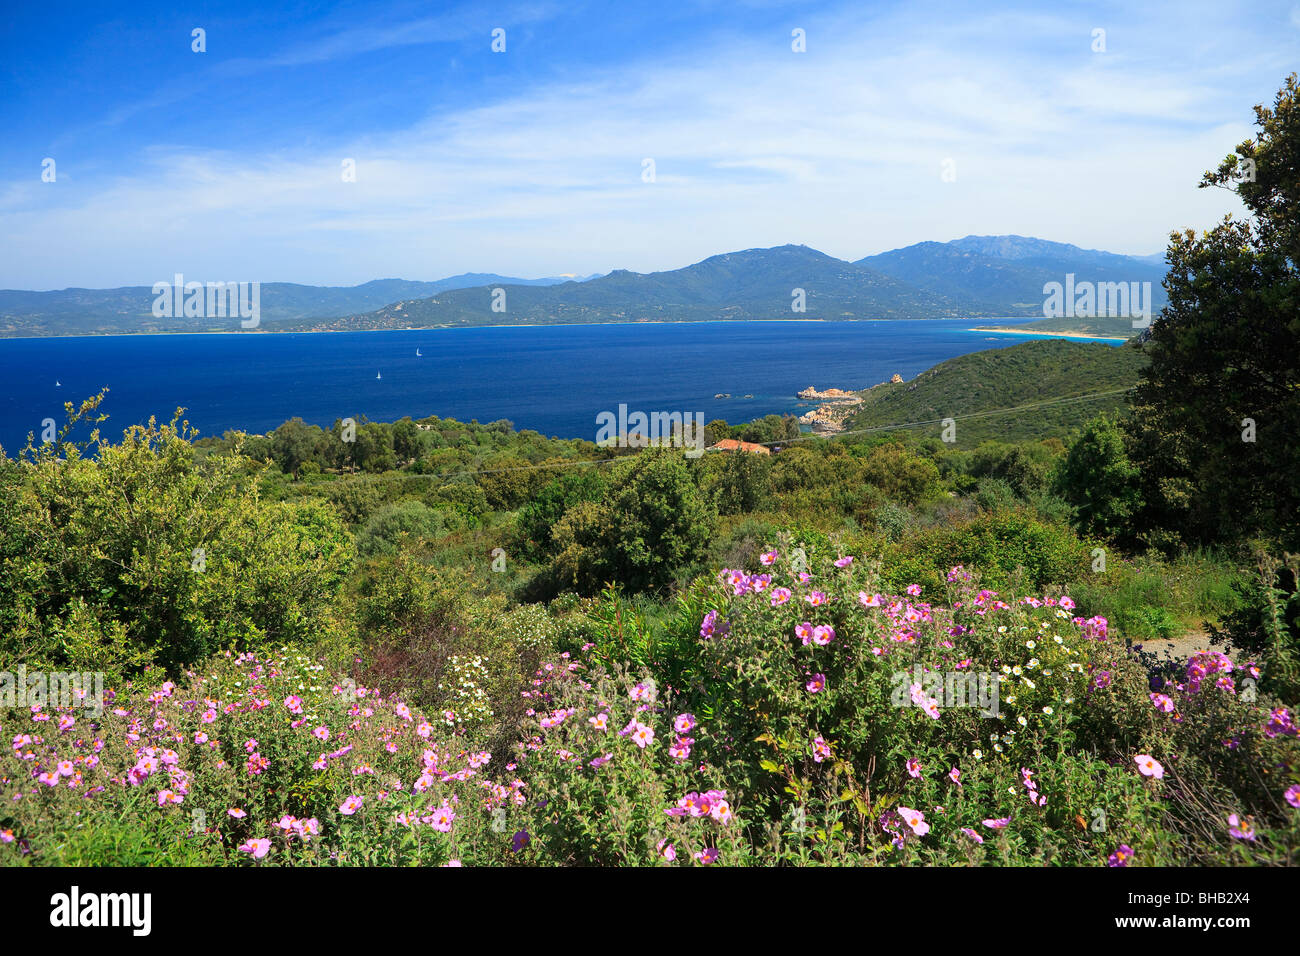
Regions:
[[2, 547, 1296, 867]]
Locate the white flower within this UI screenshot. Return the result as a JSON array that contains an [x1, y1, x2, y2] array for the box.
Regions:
[[1042, 706, 1053, 715], [1017, 716, 1028, 726]]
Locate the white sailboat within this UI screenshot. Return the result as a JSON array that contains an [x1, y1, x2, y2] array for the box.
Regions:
[[55, 380, 61, 387], [376, 371, 382, 379], [415, 348, 422, 357]]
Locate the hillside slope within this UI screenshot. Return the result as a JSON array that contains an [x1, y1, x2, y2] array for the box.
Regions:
[[296, 245, 974, 331], [842, 339, 1149, 443], [0, 273, 591, 336]]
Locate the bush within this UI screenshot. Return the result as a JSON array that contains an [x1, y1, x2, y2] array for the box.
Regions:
[[355, 500, 448, 557], [0, 408, 353, 679]]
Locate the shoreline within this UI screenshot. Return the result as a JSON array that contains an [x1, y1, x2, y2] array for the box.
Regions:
[[0, 316, 1038, 343], [968, 326, 1132, 342]]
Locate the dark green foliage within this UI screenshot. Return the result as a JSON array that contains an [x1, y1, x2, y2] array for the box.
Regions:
[[1052, 414, 1142, 543], [548, 450, 717, 595], [1125, 74, 1299, 553], [704, 446, 773, 515], [845, 339, 1148, 444]]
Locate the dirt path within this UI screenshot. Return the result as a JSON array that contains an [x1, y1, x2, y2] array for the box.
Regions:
[[1137, 626, 1228, 665]]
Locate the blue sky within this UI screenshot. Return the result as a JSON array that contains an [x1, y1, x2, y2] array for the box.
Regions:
[[2, 0, 1297, 289]]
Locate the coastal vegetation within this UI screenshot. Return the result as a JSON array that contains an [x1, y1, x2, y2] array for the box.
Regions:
[[0, 75, 1296, 868]]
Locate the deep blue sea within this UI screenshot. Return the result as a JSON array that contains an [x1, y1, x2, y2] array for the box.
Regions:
[[0, 319, 1123, 452]]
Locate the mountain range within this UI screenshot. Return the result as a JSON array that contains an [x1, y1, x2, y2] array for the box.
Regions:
[[0, 236, 1167, 337]]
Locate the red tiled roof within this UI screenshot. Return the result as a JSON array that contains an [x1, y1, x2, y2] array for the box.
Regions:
[[707, 439, 771, 455]]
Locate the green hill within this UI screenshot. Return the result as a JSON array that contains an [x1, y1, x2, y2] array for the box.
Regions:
[[302, 244, 973, 331], [842, 339, 1148, 443]]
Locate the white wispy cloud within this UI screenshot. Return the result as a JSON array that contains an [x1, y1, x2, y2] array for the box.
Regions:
[[5, 0, 1289, 288]]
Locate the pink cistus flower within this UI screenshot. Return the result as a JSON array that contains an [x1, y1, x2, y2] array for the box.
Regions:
[[694, 848, 720, 865], [238, 838, 271, 859], [906, 584, 922, 597], [770, 587, 792, 607], [283, 695, 303, 715], [906, 758, 923, 779], [1285, 784, 1300, 809], [674, 713, 696, 733], [960, 827, 983, 844], [1227, 814, 1256, 841], [795, 622, 815, 645], [805, 591, 828, 607], [897, 806, 929, 836], [806, 674, 826, 694], [982, 817, 1010, 829], [227, 807, 246, 819], [1149, 693, 1174, 714], [949, 767, 962, 786], [811, 736, 831, 763], [759, 550, 778, 566], [1107, 844, 1134, 867], [1134, 754, 1164, 779], [700, 610, 723, 639], [338, 795, 364, 815], [429, 804, 455, 832], [657, 838, 677, 862], [630, 723, 656, 749], [834, 556, 854, 568], [812, 625, 835, 646]]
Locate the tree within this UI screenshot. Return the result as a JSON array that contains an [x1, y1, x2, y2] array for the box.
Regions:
[[270, 417, 323, 478], [517, 469, 608, 558], [706, 445, 772, 515], [1125, 74, 1300, 551], [1052, 414, 1141, 543], [548, 450, 716, 594], [859, 443, 942, 506], [391, 417, 421, 462]]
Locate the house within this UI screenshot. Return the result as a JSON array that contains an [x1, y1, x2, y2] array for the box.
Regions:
[[706, 438, 771, 456]]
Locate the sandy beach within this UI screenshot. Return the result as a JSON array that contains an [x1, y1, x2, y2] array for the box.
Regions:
[[968, 327, 1133, 341]]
